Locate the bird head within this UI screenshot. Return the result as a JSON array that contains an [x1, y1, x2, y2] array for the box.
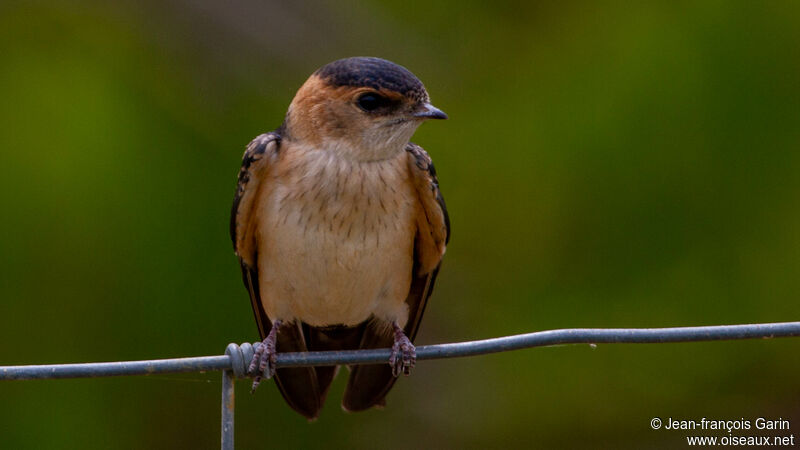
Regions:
[[283, 57, 447, 161]]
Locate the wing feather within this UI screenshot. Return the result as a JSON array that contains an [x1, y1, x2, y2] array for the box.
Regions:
[[402, 142, 450, 340], [231, 132, 281, 269]]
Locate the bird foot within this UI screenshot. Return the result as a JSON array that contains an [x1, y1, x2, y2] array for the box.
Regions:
[[389, 322, 416, 377], [248, 320, 282, 392]]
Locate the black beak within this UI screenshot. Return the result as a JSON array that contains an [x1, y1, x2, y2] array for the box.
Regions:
[[412, 102, 448, 120]]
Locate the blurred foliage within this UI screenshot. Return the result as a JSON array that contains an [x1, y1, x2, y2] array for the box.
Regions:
[[2, 1, 800, 448]]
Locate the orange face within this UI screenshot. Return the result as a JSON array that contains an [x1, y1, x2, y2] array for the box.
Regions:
[[284, 74, 431, 158]]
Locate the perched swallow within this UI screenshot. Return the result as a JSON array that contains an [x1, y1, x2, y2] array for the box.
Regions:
[[230, 57, 449, 419]]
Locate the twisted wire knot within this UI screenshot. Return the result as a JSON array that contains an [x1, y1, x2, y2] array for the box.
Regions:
[[224, 342, 259, 379]]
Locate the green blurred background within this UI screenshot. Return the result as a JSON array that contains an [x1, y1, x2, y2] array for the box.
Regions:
[[2, 1, 799, 448]]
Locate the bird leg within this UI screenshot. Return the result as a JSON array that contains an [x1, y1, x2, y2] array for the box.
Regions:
[[248, 319, 282, 392], [389, 322, 416, 377]]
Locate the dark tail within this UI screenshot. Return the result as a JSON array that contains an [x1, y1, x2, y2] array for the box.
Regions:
[[341, 320, 397, 412], [273, 321, 366, 420]]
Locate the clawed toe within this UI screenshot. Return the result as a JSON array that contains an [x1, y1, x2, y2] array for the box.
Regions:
[[390, 341, 416, 377], [390, 322, 416, 377], [248, 320, 282, 392]]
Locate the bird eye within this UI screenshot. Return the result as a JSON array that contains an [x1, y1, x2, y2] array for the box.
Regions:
[[356, 93, 386, 112]]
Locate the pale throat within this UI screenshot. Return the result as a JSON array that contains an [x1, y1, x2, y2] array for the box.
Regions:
[[285, 112, 421, 162], [318, 129, 416, 162]]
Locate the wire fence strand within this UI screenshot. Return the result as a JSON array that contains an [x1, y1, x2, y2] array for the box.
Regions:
[[3, 321, 800, 380], [5, 321, 800, 450]]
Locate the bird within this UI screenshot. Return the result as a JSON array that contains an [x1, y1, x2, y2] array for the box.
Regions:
[[230, 56, 449, 420]]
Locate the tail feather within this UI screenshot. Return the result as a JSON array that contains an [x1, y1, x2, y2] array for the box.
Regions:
[[272, 322, 323, 420], [302, 323, 366, 409], [341, 320, 397, 412]]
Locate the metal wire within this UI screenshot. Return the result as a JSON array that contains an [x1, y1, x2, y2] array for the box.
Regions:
[[3, 321, 800, 450], [2, 321, 800, 380], [221, 369, 235, 450]]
